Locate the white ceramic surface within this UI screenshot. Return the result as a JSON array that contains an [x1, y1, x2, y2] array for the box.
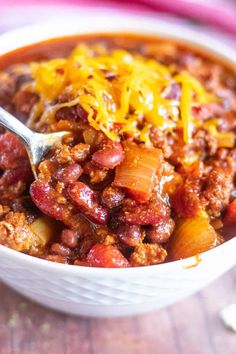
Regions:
[[0, 14, 235, 318]]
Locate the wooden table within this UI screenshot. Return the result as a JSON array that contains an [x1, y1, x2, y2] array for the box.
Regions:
[[0, 268, 235, 354]]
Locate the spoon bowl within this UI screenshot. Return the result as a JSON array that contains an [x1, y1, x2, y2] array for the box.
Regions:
[[0, 106, 70, 177]]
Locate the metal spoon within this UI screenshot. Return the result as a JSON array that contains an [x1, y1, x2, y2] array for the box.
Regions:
[[0, 106, 70, 177]]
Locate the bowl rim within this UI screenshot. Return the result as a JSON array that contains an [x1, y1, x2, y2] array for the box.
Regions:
[[0, 13, 235, 274]]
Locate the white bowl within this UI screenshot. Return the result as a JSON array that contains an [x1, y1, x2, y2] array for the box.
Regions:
[[0, 14, 235, 318]]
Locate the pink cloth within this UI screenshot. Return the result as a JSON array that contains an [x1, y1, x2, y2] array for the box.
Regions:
[[1, 0, 236, 34], [0, 0, 236, 38]]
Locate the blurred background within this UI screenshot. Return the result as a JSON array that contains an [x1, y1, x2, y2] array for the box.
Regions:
[[0, 0, 236, 40], [0, 1, 235, 354]]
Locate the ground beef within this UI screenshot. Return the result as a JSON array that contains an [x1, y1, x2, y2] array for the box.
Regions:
[[53, 143, 90, 165], [149, 127, 173, 158], [0, 212, 41, 254], [218, 111, 236, 132], [45, 255, 68, 264], [193, 128, 218, 157], [118, 198, 170, 225], [171, 178, 202, 218], [202, 167, 234, 217], [129, 243, 167, 266], [83, 161, 109, 184]]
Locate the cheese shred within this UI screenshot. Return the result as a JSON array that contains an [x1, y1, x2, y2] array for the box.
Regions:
[[30, 44, 219, 144]]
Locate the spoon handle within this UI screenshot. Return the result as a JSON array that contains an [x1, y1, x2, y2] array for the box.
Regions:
[[0, 106, 34, 145]]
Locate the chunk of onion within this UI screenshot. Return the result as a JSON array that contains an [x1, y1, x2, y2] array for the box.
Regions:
[[30, 216, 56, 247], [169, 214, 221, 261], [114, 141, 163, 202]]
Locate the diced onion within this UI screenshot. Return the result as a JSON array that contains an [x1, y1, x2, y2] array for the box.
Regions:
[[114, 141, 163, 202], [169, 214, 221, 260], [30, 216, 56, 246]]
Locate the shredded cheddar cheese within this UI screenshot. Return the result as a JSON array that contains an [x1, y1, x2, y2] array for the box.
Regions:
[[30, 44, 220, 144], [207, 124, 235, 148]]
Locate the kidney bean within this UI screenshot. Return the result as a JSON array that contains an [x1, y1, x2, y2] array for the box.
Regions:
[[30, 180, 69, 220], [14, 90, 38, 121], [146, 218, 175, 244], [50, 243, 71, 257], [86, 243, 129, 268], [76, 104, 88, 121], [63, 212, 95, 239], [92, 141, 124, 169], [0, 132, 28, 169], [15, 73, 32, 89], [117, 224, 142, 247], [61, 229, 78, 248], [55, 104, 88, 122], [67, 181, 109, 224], [101, 186, 125, 208], [1, 163, 33, 186], [56, 163, 82, 184]]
